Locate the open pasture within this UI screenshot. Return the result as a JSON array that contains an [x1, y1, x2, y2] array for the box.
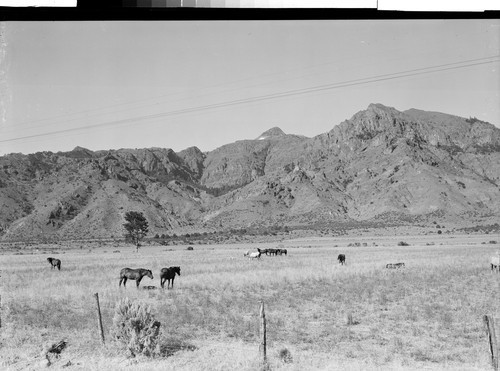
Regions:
[[1, 233, 499, 370]]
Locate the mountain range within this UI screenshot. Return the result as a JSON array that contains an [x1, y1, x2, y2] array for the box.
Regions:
[[1, 103, 499, 241]]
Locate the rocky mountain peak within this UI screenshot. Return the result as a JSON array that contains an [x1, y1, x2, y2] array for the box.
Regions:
[[0, 104, 499, 240], [256, 127, 286, 140], [60, 146, 95, 158]]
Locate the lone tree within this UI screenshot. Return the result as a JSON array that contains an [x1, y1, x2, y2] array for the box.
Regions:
[[123, 211, 149, 252]]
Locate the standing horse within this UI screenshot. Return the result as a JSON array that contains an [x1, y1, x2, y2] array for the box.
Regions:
[[491, 256, 500, 272], [337, 254, 346, 265], [160, 266, 181, 289], [248, 248, 262, 259], [47, 257, 61, 271], [119, 268, 153, 288]]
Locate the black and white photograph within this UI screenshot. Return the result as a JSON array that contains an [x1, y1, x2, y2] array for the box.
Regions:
[[1, 9, 500, 371]]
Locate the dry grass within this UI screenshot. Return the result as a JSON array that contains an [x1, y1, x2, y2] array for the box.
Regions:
[[1, 233, 499, 370]]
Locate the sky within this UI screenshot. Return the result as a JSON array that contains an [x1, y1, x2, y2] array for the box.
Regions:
[[1, 19, 499, 155]]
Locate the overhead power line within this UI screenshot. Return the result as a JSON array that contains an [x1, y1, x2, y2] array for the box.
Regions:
[[1, 56, 499, 145], [12, 43, 452, 130], [11, 54, 500, 134]]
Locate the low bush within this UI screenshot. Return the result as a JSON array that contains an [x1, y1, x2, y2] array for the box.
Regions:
[[278, 348, 293, 363], [111, 298, 161, 357]]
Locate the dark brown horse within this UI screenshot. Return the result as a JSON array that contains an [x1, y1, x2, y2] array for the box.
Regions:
[[119, 268, 153, 288], [266, 248, 277, 256], [47, 257, 61, 270], [160, 266, 181, 289], [337, 254, 346, 265]]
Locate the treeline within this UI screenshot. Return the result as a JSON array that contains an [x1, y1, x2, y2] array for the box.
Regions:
[[151, 225, 293, 244]]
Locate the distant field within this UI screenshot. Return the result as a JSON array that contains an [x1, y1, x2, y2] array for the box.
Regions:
[[1, 233, 499, 370]]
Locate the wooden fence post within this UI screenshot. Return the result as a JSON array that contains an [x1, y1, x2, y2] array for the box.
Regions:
[[259, 300, 267, 370], [347, 312, 353, 326], [0, 294, 2, 329], [94, 293, 105, 345], [484, 315, 499, 370]]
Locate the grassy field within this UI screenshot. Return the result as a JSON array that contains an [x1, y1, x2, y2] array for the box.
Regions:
[[1, 233, 499, 370]]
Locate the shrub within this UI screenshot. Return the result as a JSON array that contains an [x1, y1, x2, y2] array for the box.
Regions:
[[111, 298, 161, 357], [397, 241, 409, 246], [278, 348, 293, 363]]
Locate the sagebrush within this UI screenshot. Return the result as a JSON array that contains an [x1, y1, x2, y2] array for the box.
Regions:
[[111, 297, 161, 357]]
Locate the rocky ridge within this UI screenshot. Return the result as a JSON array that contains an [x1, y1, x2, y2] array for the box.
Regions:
[[1, 103, 499, 240]]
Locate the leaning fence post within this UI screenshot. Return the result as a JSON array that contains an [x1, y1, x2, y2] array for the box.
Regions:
[[94, 293, 105, 345], [259, 300, 267, 369], [484, 315, 499, 370]]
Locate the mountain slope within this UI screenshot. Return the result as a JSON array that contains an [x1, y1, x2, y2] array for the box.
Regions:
[[1, 104, 499, 240]]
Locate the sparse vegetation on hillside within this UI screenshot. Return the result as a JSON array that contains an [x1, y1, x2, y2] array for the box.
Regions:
[[0, 104, 499, 241]]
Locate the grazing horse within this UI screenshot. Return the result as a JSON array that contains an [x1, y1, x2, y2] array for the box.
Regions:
[[47, 257, 61, 271], [160, 266, 181, 289], [281, 248, 288, 256], [119, 268, 153, 288], [248, 248, 262, 259], [491, 256, 500, 272], [337, 254, 346, 265], [267, 248, 277, 256], [386, 263, 405, 269]]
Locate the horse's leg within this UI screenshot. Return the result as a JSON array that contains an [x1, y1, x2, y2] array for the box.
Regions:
[[171, 277, 175, 289], [160, 277, 164, 288], [136, 278, 142, 288], [119, 277, 123, 287], [123, 277, 127, 287], [57, 263, 61, 271]]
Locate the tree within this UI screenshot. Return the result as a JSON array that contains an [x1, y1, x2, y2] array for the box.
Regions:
[[123, 211, 149, 252]]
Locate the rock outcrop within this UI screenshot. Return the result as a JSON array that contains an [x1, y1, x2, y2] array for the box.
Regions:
[[1, 104, 499, 240]]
